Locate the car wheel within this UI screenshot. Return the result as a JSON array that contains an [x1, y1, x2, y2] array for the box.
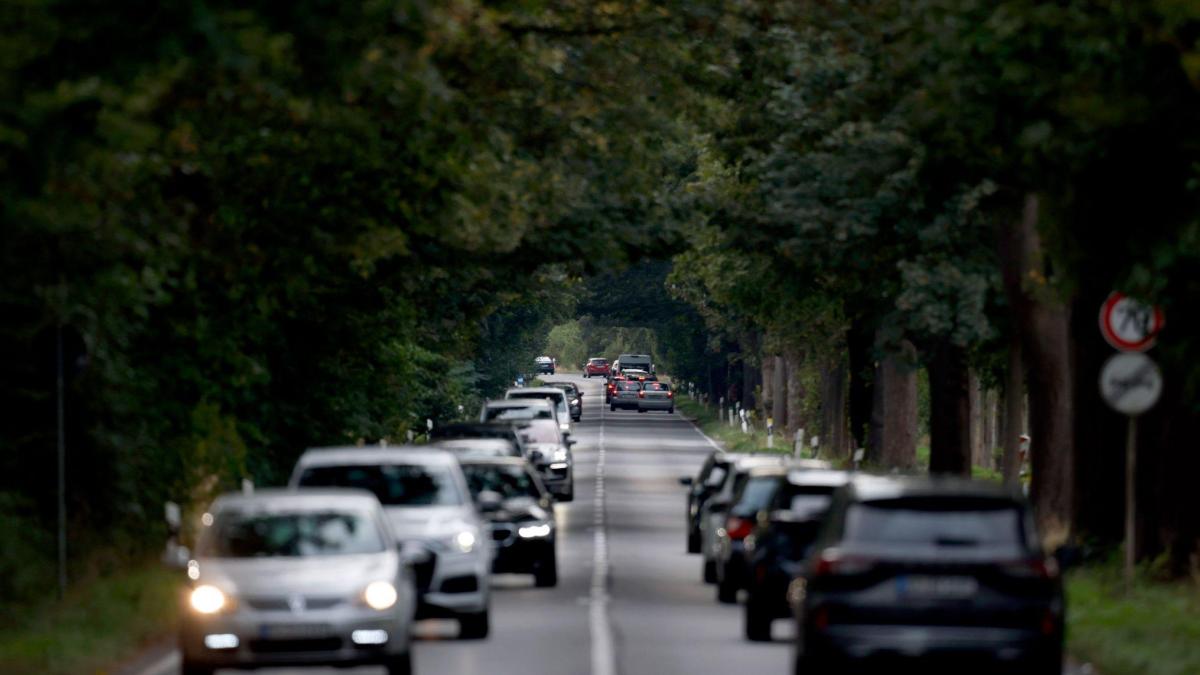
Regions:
[[687, 528, 701, 554], [384, 650, 414, 675], [558, 485, 574, 503], [459, 609, 490, 639], [669, 407, 675, 414], [181, 659, 215, 675], [716, 564, 738, 604], [610, 404, 616, 411], [703, 557, 717, 584], [744, 592, 772, 641], [637, 408, 647, 414], [534, 551, 558, 587]]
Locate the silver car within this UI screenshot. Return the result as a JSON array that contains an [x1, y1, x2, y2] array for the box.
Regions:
[[177, 489, 417, 675], [504, 386, 573, 434], [637, 381, 675, 413], [290, 447, 492, 639], [516, 418, 575, 502], [429, 437, 522, 459]]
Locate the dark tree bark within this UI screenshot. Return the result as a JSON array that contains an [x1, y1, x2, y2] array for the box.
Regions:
[[785, 349, 808, 438], [928, 342, 972, 476], [847, 319, 875, 452], [869, 338, 918, 469], [998, 193, 1075, 544], [772, 354, 787, 431], [819, 356, 848, 458], [741, 332, 761, 412], [761, 354, 776, 423], [1001, 335, 1026, 485]]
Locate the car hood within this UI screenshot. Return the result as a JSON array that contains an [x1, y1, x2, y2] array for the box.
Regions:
[[382, 505, 478, 540], [197, 552, 397, 597], [485, 500, 551, 525]]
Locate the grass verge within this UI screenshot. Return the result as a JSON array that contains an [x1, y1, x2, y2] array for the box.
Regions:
[[676, 395, 789, 454], [0, 563, 180, 675], [1066, 563, 1200, 675]]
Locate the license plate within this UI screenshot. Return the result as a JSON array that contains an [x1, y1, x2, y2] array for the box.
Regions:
[[897, 575, 978, 599], [259, 623, 333, 640]]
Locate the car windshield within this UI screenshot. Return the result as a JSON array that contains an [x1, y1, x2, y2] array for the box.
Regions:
[[519, 421, 561, 444], [200, 509, 384, 558], [733, 476, 780, 517], [485, 406, 552, 421], [778, 485, 836, 518], [461, 464, 542, 500], [297, 464, 464, 506], [845, 498, 1025, 548]]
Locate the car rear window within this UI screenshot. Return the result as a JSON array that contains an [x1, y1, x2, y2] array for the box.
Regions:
[[297, 464, 464, 506], [590, 359, 608, 365], [733, 476, 781, 516], [519, 420, 561, 444], [618, 381, 641, 391], [845, 498, 1026, 548], [777, 485, 836, 518], [643, 382, 668, 391]]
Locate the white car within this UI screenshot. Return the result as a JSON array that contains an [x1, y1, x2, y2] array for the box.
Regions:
[[177, 489, 417, 675], [504, 386, 573, 434], [290, 447, 492, 638]]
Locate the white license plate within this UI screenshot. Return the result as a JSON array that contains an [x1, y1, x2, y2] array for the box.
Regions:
[[259, 623, 333, 639], [897, 575, 978, 599]]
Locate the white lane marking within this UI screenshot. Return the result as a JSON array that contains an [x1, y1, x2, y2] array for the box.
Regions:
[[591, 394, 617, 675], [681, 405, 724, 452]]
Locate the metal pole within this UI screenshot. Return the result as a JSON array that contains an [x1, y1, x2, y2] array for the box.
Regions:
[[1124, 416, 1137, 590], [56, 322, 67, 599]]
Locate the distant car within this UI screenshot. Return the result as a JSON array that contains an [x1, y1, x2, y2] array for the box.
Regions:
[[700, 454, 796, 585], [547, 381, 583, 421], [793, 476, 1065, 674], [459, 457, 558, 587], [534, 356, 556, 375], [609, 379, 642, 411], [621, 368, 650, 383], [429, 422, 527, 458], [516, 419, 575, 502], [637, 381, 674, 414], [178, 489, 418, 675], [480, 398, 558, 427], [505, 387, 573, 434], [430, 437, 522, 459], [615, 353, 653, 374], [742, 468, 850, 641], [290, 447, 491, 639], [605, 374, 626, 404], [584, 358, 610, 378]]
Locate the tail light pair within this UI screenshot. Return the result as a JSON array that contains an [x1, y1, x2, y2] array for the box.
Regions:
[[724, 516, 754, 540]]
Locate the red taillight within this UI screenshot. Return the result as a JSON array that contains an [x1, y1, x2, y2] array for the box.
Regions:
[[1041, 608, 1057, 636], [1003, 557, 1059, 580], [725, 517, 753, 540], [638, 391, 645, 398], [667, 391, 673, 398], [811, 551, 875, 577]]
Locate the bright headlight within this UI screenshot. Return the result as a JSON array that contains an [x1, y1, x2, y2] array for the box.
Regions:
[[455, 530, 477, 553], [571, 398, 579, 405], [559, 422, 570, 431], [553, 448, 568, 462], [518, 523, 552, 539], [364, 581, 398, 610], [190, 585, 227, 614]]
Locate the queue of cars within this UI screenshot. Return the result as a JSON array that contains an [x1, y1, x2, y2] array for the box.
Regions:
[[171, 382, 579, 675], [680, 448, 1068, 674]]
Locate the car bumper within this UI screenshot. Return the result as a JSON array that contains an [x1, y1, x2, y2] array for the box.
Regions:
[[611, 397, 639, 409], [536, 462, 573, 497], [415, 547, 490, 618], [180, 604, 411, 668], [809, 623, 1058, 662], [638, 399, 673, 411], [490, 533, 555, 574]]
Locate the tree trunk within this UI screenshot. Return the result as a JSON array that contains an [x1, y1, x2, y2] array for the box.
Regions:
[[1001, 336, 1026, 485], [761, 355, 776, 424], [998, 192, 1075, 545], [772, 354, 788, 431], [927, 342, 972, 475], [741, 333, 761, 413], [847, 319, 874, 452], [869, 339, 918, 469], [969, 370, 986, 468], [819, 355, 847, 458]]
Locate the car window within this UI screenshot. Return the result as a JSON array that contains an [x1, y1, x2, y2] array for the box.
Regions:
[[519, 420, 561, 444], [643, 382, 668, 391], [461, 464, 542, 500], [200, 509, 384, 558], [704, 465, 728, 487], [297, 464, 464, 506], [618, 381, 640, 391], [485, 406, 552, 421], [733, 476, 780, 516], [845, 499, 1025, 548]]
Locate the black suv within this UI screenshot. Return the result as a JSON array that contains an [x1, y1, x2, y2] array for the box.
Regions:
[[742, 468, 850, 641], [459, 457, 558, 587], [793, 476, 1065, 674]]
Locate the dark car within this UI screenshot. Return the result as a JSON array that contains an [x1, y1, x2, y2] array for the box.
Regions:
[[604, 374, 626, 404], [793, 476, 1065, 674], [714, 460, 833, 605], [459, 457, 558, 587], [680, 450, 742, 554], [584, 357, 610, 378], [534, 355, 556, 374], [609, 379, 642, 411], [429, 423, 527, 458], [742, 468, 851, 641], [547, 381, 583, 421]]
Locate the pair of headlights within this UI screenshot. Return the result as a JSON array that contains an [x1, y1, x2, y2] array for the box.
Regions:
[[189, 580, 400, 614]]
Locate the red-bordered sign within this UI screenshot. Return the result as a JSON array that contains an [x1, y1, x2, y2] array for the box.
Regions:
[[1099, 292, 1165, 352]]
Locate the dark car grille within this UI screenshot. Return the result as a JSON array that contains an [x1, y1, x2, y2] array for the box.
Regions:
[[440, 574, 480, 594], [244, 596, 342, 612], [412, 553, 437, 593], [491, 524, 516, 546], [248, 637, 342, 653]]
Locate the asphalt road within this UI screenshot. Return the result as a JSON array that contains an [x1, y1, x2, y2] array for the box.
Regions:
[[123, 374, 1086, 675]]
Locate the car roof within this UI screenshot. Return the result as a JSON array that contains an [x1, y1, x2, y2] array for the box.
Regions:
[[845, 474, 1023, 502], [432, 423, 518, 436], [295, 445, 458, 467], [507, 387, 566, 396], [211, 488, 382, 510], [432, 438, 513, 448], [745, 460, 835, 479], [730, 455, 793, 471], [455, 456, 531, 468]]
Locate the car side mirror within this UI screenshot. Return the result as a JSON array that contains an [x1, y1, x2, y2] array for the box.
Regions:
[[567, 439, 577, 448], [477, 490, 503, 513], [678, 476, 694, 487]]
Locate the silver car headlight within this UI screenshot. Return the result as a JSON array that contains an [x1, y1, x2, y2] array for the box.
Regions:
[[364, 581, 398, 610], [553, 448, 568, 462], [190, 584, 229, 614], [438, 530, 477, 553]]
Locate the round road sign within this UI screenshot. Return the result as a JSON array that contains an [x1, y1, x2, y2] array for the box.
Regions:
[[1099, 292, 1164, 352], [1099, 352, 1163, 416]]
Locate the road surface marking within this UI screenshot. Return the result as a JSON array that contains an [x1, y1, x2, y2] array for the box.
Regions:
[[591, 397, 617, 675]]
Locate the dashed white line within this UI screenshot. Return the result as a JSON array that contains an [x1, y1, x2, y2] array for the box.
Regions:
[[590, 394, 617, 675]]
